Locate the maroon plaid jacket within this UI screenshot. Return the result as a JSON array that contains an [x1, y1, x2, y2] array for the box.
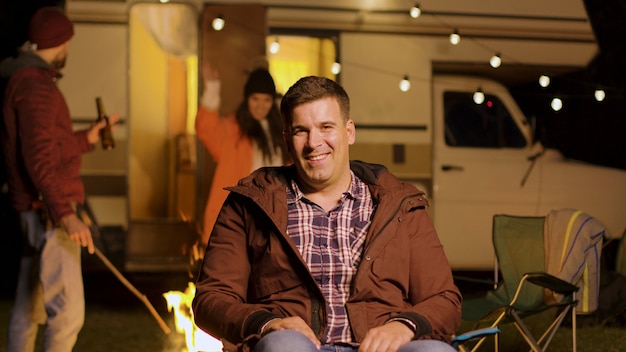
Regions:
[[1, 52, 93, 224]]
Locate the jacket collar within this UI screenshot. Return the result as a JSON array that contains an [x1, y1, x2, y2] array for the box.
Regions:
[[0, 50, 56, 79], [228, 160, 423, 207]]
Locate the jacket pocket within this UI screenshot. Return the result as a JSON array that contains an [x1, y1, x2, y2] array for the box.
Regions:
[[252, 275, 304, 300], [370, 236, 411, 288]]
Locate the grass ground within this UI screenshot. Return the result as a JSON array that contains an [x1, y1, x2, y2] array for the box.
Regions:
[[0, 271, 190, 352], [0, 271, 624, 352], [457, 314, 626, 352]]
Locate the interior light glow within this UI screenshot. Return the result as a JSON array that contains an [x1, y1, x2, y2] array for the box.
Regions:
[[331, 62, 342, 75], [551, 97, 563, 111]]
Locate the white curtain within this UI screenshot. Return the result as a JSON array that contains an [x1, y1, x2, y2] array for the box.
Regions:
[[132, 3, 197, 57]]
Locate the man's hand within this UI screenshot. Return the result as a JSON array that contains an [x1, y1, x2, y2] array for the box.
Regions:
[[262, 316, 320, 350], [87, 112, 121, 145], [358, 321, 414, 352], [60, 213, 95, 254]]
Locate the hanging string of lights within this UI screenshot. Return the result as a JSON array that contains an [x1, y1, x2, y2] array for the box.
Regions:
[[409, 2, 612, 110], [203, 2, 609, 111]]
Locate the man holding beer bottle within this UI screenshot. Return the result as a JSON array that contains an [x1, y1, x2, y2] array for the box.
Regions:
[[0, 6, 118, 351]]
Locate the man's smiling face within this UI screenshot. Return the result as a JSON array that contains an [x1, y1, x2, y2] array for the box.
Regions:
[[285, 96, 355, 193]]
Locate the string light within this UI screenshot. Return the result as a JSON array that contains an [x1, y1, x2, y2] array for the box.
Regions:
[[594, 88, 606, 102], [538, 74, 550, 88], [190, 4, 601, 100], [212, 15, 225, 31], [409, 3, 421, 19], [243, 3, 614, 100], [269, 37, 280, 54], [489, 53, 501, 68], [473, 88, 485, 104], [157, 4, 612, 103], [399, 75, 411, 92], [449, 30, 460, 45]]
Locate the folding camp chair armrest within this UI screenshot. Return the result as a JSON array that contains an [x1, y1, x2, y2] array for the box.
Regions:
[[451, 327, 501, 349], [509, 272, 578, 306], [523, 272, 579, 294]]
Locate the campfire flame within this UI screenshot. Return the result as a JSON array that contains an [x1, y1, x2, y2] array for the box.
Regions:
[[163, 282, 223, 352]]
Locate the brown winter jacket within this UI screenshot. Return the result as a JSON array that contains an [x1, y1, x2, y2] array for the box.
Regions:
[[192, 161, 462, 351], [1, 51, 93, 224]]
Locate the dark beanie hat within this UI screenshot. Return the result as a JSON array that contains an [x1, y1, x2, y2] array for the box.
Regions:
[[29, 7, 74, 50], [244, 69, 276, 98]]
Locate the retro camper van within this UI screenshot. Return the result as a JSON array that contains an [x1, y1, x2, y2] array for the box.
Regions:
[[42, 0, 625, 271]]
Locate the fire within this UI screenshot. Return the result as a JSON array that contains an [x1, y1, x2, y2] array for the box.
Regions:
[[163, 282, 223, 352]]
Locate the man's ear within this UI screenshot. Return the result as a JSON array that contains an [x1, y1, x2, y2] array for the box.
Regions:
[[346, 119, 356, 145]]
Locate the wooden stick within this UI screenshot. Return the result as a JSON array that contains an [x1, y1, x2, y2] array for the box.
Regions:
[[78, 208, 171, 334], [93, 247, 172, 335]]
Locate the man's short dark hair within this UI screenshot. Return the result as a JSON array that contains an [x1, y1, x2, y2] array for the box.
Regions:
[[280, 76, 350, 129]]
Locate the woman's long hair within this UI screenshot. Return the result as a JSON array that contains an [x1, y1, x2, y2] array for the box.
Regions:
[[235, 100, 289, 164]]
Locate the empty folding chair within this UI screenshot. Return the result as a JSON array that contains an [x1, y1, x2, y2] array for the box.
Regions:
[[458, 214, 581, 352]]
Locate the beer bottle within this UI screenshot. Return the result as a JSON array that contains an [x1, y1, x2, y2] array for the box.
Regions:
[[95, 97, 115, 150]]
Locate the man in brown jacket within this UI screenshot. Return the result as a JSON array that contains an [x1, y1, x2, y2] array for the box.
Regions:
[[192, 76, 461, 352]]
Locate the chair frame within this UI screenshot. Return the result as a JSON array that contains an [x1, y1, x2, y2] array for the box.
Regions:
[[458, 215, 580, 352], [460, 272, 578, 352]]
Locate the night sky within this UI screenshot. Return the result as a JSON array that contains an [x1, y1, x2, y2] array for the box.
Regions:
[[511, 0, 626, 171]]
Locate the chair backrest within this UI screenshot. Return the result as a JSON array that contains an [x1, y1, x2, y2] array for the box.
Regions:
[[490, 214, 546, 309]]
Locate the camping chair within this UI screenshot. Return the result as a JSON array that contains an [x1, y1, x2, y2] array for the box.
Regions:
[[458, 214, 579, 352]]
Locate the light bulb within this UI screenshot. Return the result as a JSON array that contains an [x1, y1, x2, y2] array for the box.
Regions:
[[551, 97, 563, 111], [159, 0, 169, 3], [473, 88, 485, 104], [489, 53, 501, 68], [331, 62, 342, 75], [212, 15, 225, 31], [269, 38, 280, 54], [539, 74, 550, 88], [410, 4, 421, 18], [595, 88, 605, 102], [449, 30, 460, 45], [399, 75, 411, 92]]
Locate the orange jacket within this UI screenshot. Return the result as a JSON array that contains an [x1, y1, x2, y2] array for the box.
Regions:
[[195, 106, 253, 244]]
